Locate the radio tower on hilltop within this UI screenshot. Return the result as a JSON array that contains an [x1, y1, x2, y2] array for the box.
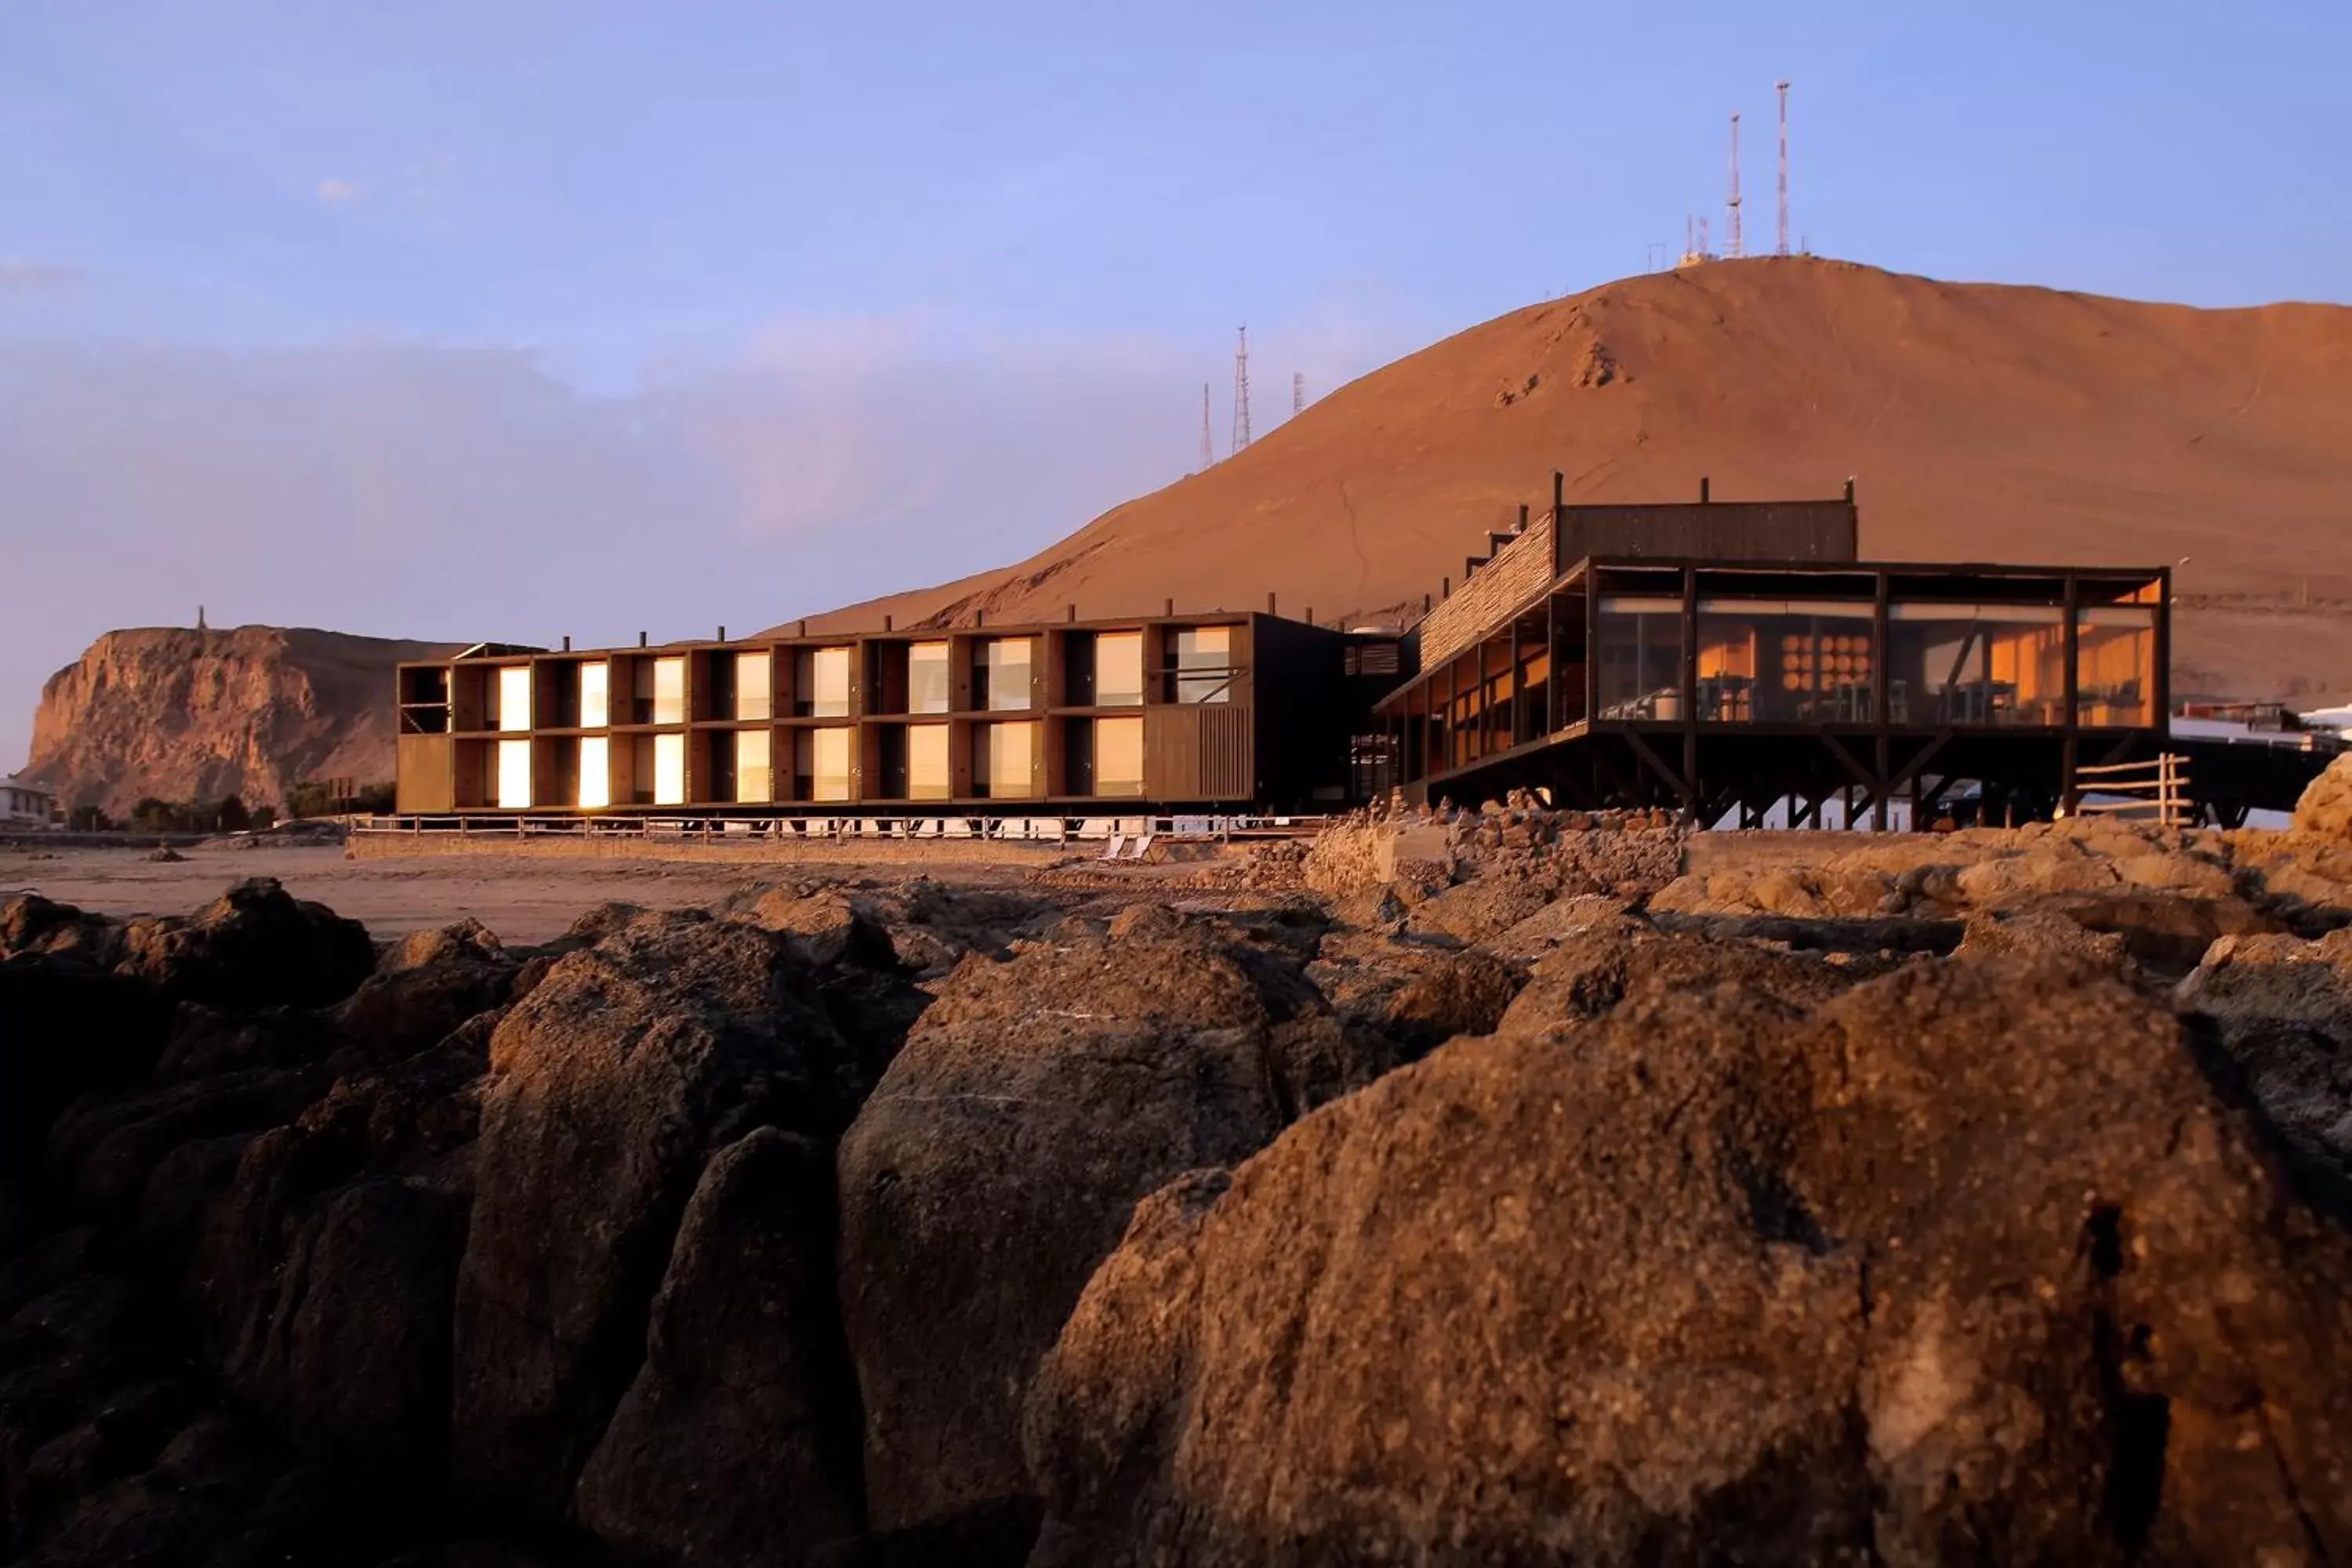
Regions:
[[1230, 327, 1252, 456], [1198, 383, 1213, 472], [1292, 371, 1305, 417], [1726, 111, 1744, 259], [1776, 81, 1791, 256]]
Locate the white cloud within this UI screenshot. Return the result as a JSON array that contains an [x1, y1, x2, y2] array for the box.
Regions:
[[314, 178, 362, 207]]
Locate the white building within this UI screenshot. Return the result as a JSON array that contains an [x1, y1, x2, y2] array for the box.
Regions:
[[1, 774, 57, 828]]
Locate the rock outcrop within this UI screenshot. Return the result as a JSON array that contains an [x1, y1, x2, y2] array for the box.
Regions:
[[23, 624, 452, 817], [2293, 752, 2352, 840], [574, 1127, 864, 1565], [835, 916, 1357, 1531], [451, 910, 869, 1519], [8, 854, 2352, 1566], [1025, 955, 2352, 1565]]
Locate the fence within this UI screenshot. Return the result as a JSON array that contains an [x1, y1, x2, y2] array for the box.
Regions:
[[351, 811, 1324, 844], [2073, 753, 2190, 828]]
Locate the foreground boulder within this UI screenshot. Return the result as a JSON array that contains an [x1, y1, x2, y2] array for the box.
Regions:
[[451, 911, 865, 1519], [114, 878, 375, 1010], [836, 920, 1351, 1531], [2293, 752, 2352, 840], [2176, 928, 2352, 1197], [574, 1127, 864, 1565], [1026, 956, 2352, 1564]]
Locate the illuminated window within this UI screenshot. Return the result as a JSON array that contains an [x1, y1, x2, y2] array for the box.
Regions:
[[975, 721, 1036, 798], [2076, 607, 2155, 727], [1889, 604, 2067, 726], [578, 736, 611, 808], [497, 739, 532, 808], [653, 657, 687, 726], [735, 729, 772, 802], [981, 637, 1033, 710], [1692, 599, 1875, 724], [579, 662, 608, 728], [1096, 717, 1145, 797], [908, 642, 952, 714], [1595, 598, 1685, 720], [495, 666, 532, 731], [735, 653, 772, 722], [1095, 632, 1144, 707], [797, 728, 853, 801], [906, 724, 951, 800]]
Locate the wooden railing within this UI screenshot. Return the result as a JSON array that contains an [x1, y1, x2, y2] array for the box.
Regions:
[[2074, 753, 2190, 828]]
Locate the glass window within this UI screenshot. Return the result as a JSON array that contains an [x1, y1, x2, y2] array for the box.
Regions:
[[578, 736, 610, 808], [1094, 632, 1145, 707], [652, 732, 687, 804], [735, 653, 772, 722], [975, 720, 1036, 798], [736, 729, 772, 802], [908, 724, 951, 800], [982, 637, 1033, 710], [651, 657, 686, 726], [1174, 626, 1232, 703], [1097, 717, 1145, 797], [908, 642, 952, 714], [983, 639, 1040, 710], [497, 738, 532, 808], [798, 648, 853, 718], [1888, 604, 2066, 726], [2077, 607, 2155, 727], [1595, 598, 1685, 720], [495, 666, 532, 732], [579, 662, 608, 729], [631, 658, 657, 724], [1693, 600, 1877, 724], [797, 728, 853, 801]]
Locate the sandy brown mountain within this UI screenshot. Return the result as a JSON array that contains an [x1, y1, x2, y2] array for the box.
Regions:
[[786, 257, 2352, 705], [26, 626, 456, 817]]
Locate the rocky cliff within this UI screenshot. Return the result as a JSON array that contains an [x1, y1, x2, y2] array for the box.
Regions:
[[24, 626, 455, 816]]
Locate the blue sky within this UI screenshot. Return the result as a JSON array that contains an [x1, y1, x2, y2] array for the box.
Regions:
[[1, 1, 2344, 776]]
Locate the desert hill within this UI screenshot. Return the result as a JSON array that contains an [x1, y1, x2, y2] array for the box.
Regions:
[[787, 257, 2352, 703], [26, 626, 457, 817]]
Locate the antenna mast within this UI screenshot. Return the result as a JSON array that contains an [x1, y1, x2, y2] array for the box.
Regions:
[[1198, 383, 1213, 472], [1775, 81, 1791, 256], [1292, 371, 1305, 417], [1726, 111, 1743, 259], [1230, 326, 1251, 456]]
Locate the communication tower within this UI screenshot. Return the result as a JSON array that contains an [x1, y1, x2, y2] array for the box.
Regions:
[[1231, 327, 1252, 456]]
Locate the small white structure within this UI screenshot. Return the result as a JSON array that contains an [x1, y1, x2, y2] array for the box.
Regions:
[[1, 773, 56, 829]]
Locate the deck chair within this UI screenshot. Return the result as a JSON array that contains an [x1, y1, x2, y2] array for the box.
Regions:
[[1101, 832, 1127, 861]]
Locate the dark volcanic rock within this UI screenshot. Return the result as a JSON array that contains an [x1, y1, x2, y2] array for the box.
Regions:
[[836, 924, 1343, 1531], [1494, 923, 1859, 1040], [329, 918, 519, 1064], [1025, 956, 2352, 1565], [807, 1495, 1044, 1568], [114, 878, 375, 1010], [0, 962, 173, 1175], [451, 910, 862, 1520], [0, 895, 124, 969], [2175, 928, 2352, 1200], [575, 1127, 862, 1565]]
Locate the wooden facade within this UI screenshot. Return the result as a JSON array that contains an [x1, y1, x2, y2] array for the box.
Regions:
[[394, 612, 1396, 816]]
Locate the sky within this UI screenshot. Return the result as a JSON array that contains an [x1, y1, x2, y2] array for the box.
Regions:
[[2, 0, 2345, 772]]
